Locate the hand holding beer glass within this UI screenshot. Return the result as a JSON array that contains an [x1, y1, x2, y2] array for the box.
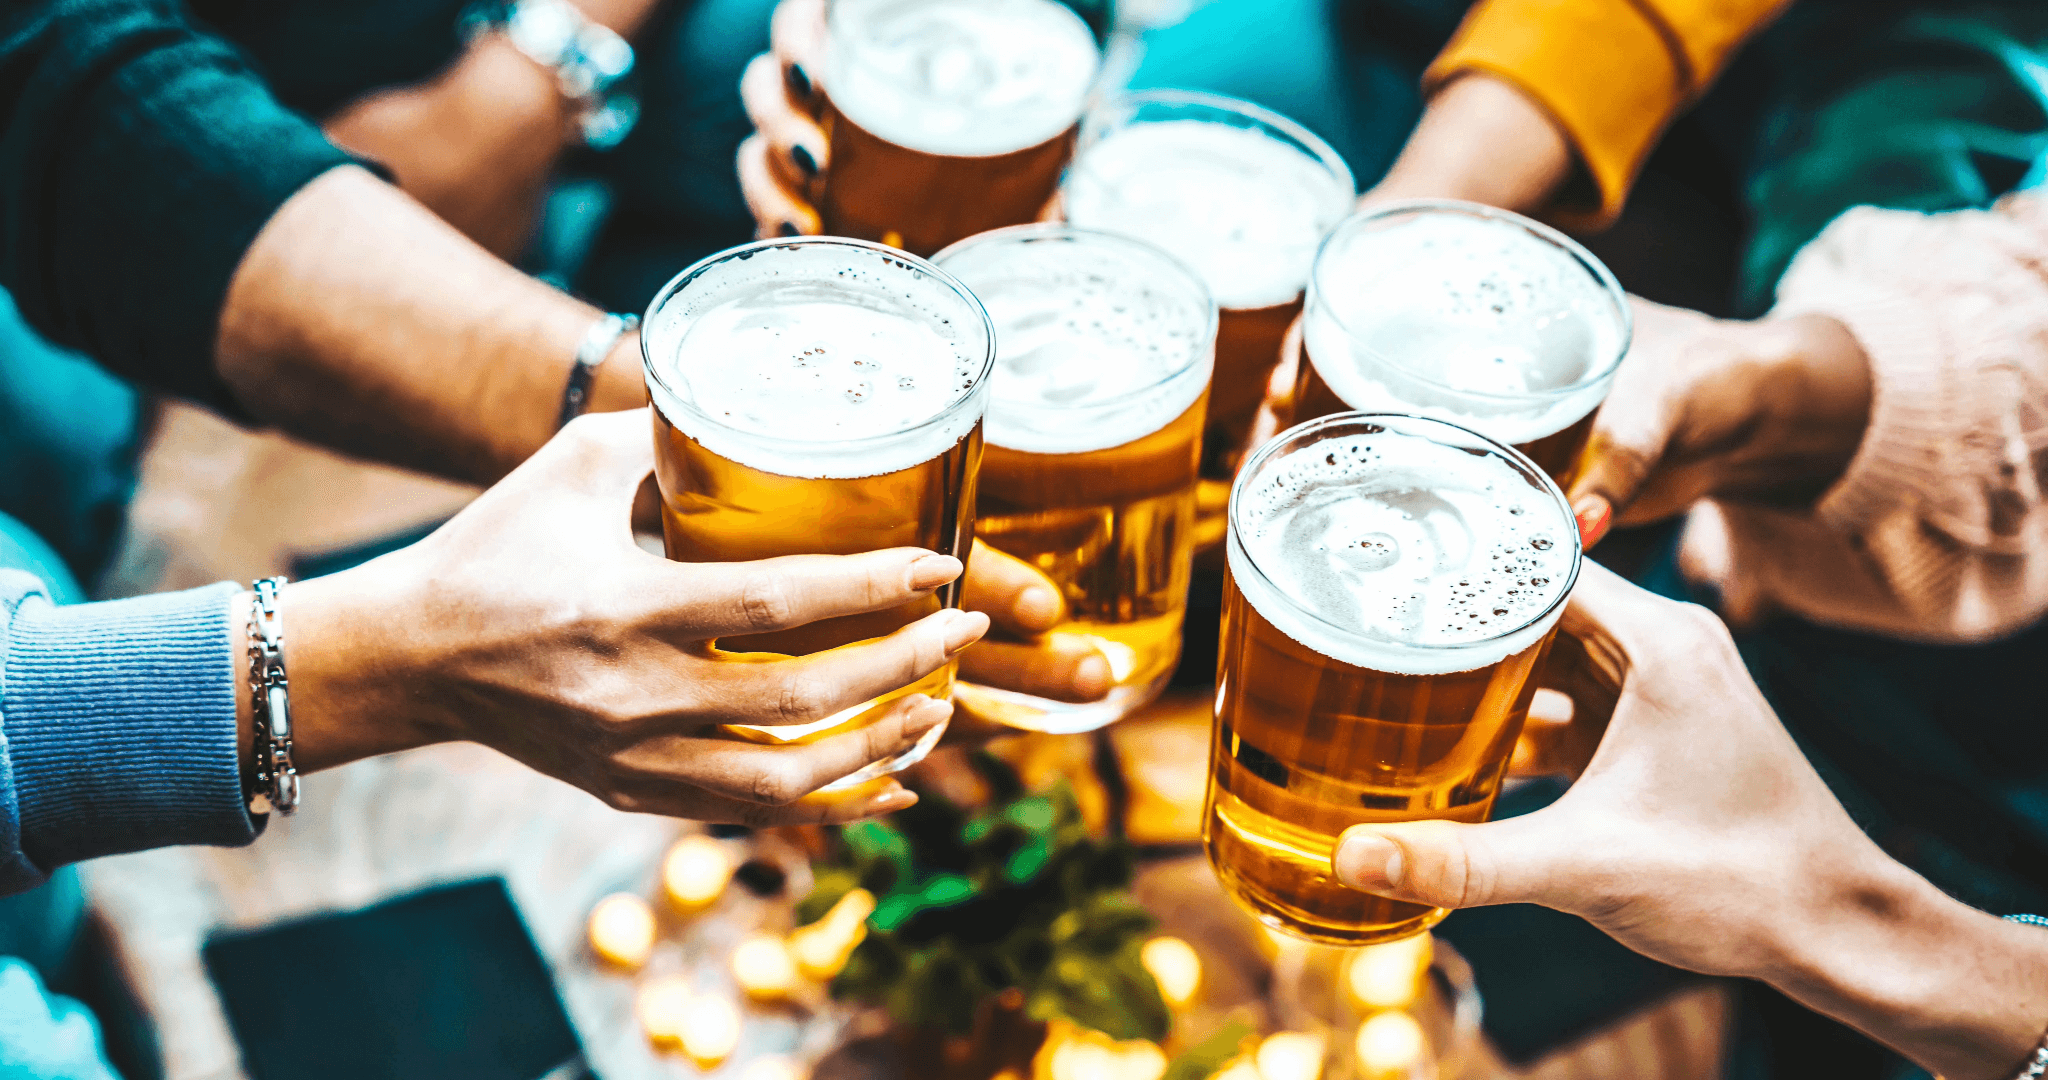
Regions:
[[643, 236, 993, 790], [1288, 200, 1630, 492], [934, 225, 1215, 732], [739, 0, 1101, 256], [1207, 413, 1580, 943]]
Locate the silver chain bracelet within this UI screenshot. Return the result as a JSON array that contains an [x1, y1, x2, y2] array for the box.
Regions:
[[246, 577, 300, 816], [558, 312, 639, 428]]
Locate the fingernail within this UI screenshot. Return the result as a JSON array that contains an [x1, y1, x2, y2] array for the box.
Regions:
[[1016, 585, 1061, 630], [1333, 829, 1403, 893], [791, 144, 819, 177], [778, 221, 801, 238], [902, 694, 952, 734], [786, 63, 813, 99], [908, 553, 963, 591], [942, 608, 990, 654], [865, 788, 916, 817], [1573, 495, 1612, 549], [1074, 653, 1112, 700]]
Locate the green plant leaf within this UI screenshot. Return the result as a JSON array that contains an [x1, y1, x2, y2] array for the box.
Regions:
[[1164, 1019, 1258, 1080]]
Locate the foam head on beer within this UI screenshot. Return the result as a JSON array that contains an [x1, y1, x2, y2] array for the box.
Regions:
[[1064, 96, 1355, 310], [643, 240, 990, 479], [1304, 202, 1628, 445], [936, 227, 1214, 454], [826, 0, 1100, 159], [1229, 416, 1577, 676]]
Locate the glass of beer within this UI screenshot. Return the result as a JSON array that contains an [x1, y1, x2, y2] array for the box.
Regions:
[[642, 237, 995, 788], [1061, 90, 1354, 492], [1292, 200, 1630, 489], [933, 225, 1216, 732], [819, 0, 1101, 257], [1207, 412, 1581, 944]]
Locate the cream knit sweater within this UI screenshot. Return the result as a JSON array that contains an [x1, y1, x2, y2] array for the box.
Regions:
[[1682, 193, 2048, 643]]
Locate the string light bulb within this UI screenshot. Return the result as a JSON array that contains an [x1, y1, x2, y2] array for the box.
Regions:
[[1355, 1011, 1425, 1078], [1255, 1032, 1327, 1080], [1347, 933, 1433, 1010], [731, 933, 799, 1001]]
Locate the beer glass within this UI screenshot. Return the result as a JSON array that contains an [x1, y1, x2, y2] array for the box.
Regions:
[[934, 225, 1216, 732], [642, 237, 995, 788], [1062, 90, 1354, 488], [1207, 412, 1581, 944], [1292, 200, 1630, 489], [819, 0, 1101, 257]]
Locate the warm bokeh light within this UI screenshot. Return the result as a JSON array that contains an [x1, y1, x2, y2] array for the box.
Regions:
[[1347, 933, 1433, 1010], [635, 975, 693, 1044], [678, 993, 744, 1068], [587, 892, 656, 969], [1355, 1011, 1426, 1076], [1139, 936, 1202, 1009], [740, 1055, 809, 1080], [664, 835, 736, 911], [1042, 1024, 1168, 1080], [1211, 1055, 1261, 1080], [789, 888, 876, 980], [1255, 1031, 1327, 1080], [731, 933, 799, 1001]]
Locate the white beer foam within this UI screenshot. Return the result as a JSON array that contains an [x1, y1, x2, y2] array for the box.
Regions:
[[1306, 210, 1625, 445], [1064, 120, 1353, 310], [645, 243, 986, 480], [937, 234, 1213, 455], [828, 0, 1099, 158], [1228, 428, 1574, 675]]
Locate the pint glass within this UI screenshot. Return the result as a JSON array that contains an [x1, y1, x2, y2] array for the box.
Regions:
[[1207, 413, 1581, 944], [819, 0, 1101, 257], [1292, 201, 1630, 489], [1062, 90, 1354, 484], [934, 225, 1215, 732], [642, 237, 995, 788]]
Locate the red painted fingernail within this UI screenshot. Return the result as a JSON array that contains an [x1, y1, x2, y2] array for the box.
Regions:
[[1574, 496, 1612, 548]]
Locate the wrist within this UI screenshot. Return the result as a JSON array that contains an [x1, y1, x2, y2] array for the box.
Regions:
[[1368, 73, 1575, 215], [1761, 850, 2048, 1080], [277, 571, 458, 772], [450, 33, 579, 150], [587, 332, 649, 414]]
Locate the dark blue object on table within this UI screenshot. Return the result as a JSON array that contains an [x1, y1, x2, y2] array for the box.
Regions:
[[203, 878, 592, 1080]]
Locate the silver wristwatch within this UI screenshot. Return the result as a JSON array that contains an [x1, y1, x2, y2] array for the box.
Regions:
[[460, 0, 639, 149]]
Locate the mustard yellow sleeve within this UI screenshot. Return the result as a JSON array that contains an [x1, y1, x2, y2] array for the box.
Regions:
[[1425, 0, 1787, 225]]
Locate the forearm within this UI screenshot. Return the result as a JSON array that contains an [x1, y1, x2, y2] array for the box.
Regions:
[[1368, 73, 1575, 216], [215, 166, 645, 485], [1764, 856, 2048, 1080]]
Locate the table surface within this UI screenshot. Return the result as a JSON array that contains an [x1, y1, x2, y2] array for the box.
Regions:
[[84, 739, 1730, 1080]]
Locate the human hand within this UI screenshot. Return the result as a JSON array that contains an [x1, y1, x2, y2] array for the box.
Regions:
[[1329, 562, 1888, 979], [1568, 299, 1872, 545], [1329, 562, 2048, 1080], [276, 409, 988, 824], [737, 0, 829, 238]]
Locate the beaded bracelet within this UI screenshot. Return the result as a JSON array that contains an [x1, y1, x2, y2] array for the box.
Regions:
[[246, 577, 300, 816]]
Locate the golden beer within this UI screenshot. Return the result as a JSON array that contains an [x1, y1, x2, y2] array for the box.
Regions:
[[935, 225, 1216, 732], [1289, 200, 1630, 490], [1061, 90, 1354, 483], [819, 0, 1100, 256], [1207, 413, 1581, 943], [642, 237, 995, 787]]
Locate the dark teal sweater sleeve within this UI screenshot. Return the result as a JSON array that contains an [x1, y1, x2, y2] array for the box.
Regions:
[[0, 571, 255, 895], [0, 0, 356, 412]]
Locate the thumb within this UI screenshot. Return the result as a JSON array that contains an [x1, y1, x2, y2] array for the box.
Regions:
[[1331, 813, 1579, 912]]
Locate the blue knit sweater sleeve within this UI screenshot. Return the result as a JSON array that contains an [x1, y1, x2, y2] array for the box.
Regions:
[[0, 571, 256, 896]]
